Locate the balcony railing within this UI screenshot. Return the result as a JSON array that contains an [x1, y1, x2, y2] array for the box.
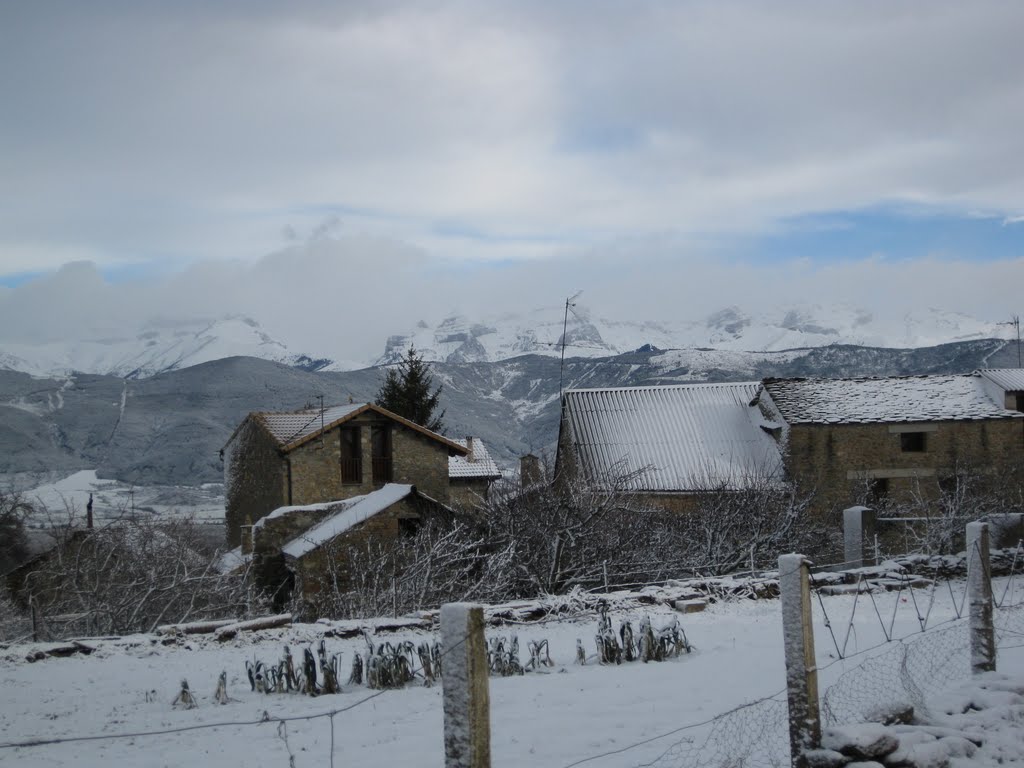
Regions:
[[340, 458, 362, 484], [372, 456, 393, 484]]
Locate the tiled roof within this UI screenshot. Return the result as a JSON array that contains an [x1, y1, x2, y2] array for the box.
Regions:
[[980, 369, 1024, 392], [248, 403, 467, 454], [258, 404, 365, 446], [281, 484, 414, 560], [762, 374, 1022, 425], [562, 383, 783, 492], [448, 438, 502, 480]]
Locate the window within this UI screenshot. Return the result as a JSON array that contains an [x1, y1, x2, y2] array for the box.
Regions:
[[340, 427, 361, 483], [371, 425, 393, 484], [398, 517, 421, 538], [900, 432, 926, 452]]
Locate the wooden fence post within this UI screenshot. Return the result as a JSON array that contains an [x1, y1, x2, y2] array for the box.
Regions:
[[779, 554, 820, 768], [441, 602, 491, 768], [966, 521, 995, 674]]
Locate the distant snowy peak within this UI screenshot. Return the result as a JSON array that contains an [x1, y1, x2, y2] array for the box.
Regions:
[[377, 303, 1014, 365], [0, 315, 336, 379]]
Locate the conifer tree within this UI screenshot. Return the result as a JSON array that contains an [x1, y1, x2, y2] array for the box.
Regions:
[[375, 346, 445, 433]]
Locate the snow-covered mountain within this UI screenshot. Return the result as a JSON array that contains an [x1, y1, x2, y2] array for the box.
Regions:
[[0, 315, 334, 379], [0, 303, 1012, 380], [376, 303, 1014, 365]]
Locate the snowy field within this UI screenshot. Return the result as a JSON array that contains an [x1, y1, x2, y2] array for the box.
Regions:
[[2, 581, 1023, 768], [13, 470, 226, 529]]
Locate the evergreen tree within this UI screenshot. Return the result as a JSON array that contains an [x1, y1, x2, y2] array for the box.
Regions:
[[375, 346, 445, 433]]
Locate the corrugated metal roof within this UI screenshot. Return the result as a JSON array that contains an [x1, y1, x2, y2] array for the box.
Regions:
[[281, 484, 414, 560], [562, 383, 783, 492], [762, 374, 1022, 425], [980, 369, 1024, 392], [258, 404, 365, 446], [448, 438, 502, 479]]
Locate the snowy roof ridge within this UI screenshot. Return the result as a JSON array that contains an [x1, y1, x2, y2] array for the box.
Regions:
[[762, 372, 1022, 424], [242, 402, 468, 455], [448, 437, 502, 479], [562, 382, 783, 492], [281, 484, 414, 560]]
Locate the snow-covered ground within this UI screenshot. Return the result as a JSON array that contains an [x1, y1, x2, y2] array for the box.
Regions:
[[17, 470, 225, 529], [2, 581, 1022, 767]]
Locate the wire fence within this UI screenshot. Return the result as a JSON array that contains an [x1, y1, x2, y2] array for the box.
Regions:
[[3, 539, 1022, 768]]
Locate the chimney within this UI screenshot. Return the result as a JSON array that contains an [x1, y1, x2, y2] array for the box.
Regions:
[[86, 493, 94, 530], [465, 436, 475, 463], [520, 454, 541, 487]]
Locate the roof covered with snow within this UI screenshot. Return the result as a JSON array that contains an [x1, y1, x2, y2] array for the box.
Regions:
[[762, 373, 1023, 425], [448, 437, 502, 480], [241, 403, 467, 454], [561, 383, 783, 492], [281, 484, 414, 560], [258, 404, 364, 446], [215, 546, 252, 574], [979, 368, 1024, 392]]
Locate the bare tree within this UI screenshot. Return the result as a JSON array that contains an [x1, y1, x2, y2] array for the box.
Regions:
[[0, 490, 32, 574], [15, 511, 262, 638], [877, 460, 1022, 556], [679, 466, 824, 572]]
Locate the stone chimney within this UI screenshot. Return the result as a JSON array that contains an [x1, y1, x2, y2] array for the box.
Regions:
[[520, 454, 541, 487], [465, 436, 475, 463]]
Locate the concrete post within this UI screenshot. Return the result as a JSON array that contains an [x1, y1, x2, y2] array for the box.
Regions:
[[966, 522, 995, 674], [780, 554, 821, 768], [441, 603, 491, 768], [843, 506, 876, 568]]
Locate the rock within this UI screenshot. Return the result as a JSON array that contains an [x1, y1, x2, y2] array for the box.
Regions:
[[673, 599, 707, 613], [822, 724, 899, 760], [804, 748, 850, 768]]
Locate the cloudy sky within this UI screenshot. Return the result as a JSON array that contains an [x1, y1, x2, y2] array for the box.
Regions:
[[1, 1, 1022, 359]]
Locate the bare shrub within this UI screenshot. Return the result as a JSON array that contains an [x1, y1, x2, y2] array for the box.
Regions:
[[15, 512, 262, 638], [877, 461, 1023, 556], [679, 470, 826, 572]]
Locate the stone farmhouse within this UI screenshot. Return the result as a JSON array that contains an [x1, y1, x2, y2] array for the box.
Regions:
[[221, 402, 500, 602], [556, 382, 785, 512], [760, 370, 1024, 513], [557, 370, 1024, 517]]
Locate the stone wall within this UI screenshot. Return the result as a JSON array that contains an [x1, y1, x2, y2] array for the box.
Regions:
[[224, 419, 288, 547], [286, 413, 453, 508], [289, 495, 425, 600], [449, 479, 493, 510], [784, 418, 1024, 516]]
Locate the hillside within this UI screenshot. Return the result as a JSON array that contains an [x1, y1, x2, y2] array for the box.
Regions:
[[0, 338, 1014, 488]]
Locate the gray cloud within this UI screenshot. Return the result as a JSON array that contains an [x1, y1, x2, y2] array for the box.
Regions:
[[1, 1, 1024, 275], [0, 238, 1018, 364]]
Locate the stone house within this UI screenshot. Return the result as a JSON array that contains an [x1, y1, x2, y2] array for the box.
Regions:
[[556, 383, 785, 513], [222, 402, 500, 548], [556, 372, 1024, 520], [760, 371, 1024, 515], [245, 483, 460, 606]]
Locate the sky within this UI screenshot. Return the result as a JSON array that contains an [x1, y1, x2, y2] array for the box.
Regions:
[[0, 1, 1022, 360]]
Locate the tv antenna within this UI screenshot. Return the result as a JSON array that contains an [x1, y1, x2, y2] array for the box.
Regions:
[[999, 315, 1021, 367], [559, 291, 583, 398]]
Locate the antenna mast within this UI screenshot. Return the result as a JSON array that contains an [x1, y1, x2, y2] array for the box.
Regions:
[[559, 291, 583, 398]]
